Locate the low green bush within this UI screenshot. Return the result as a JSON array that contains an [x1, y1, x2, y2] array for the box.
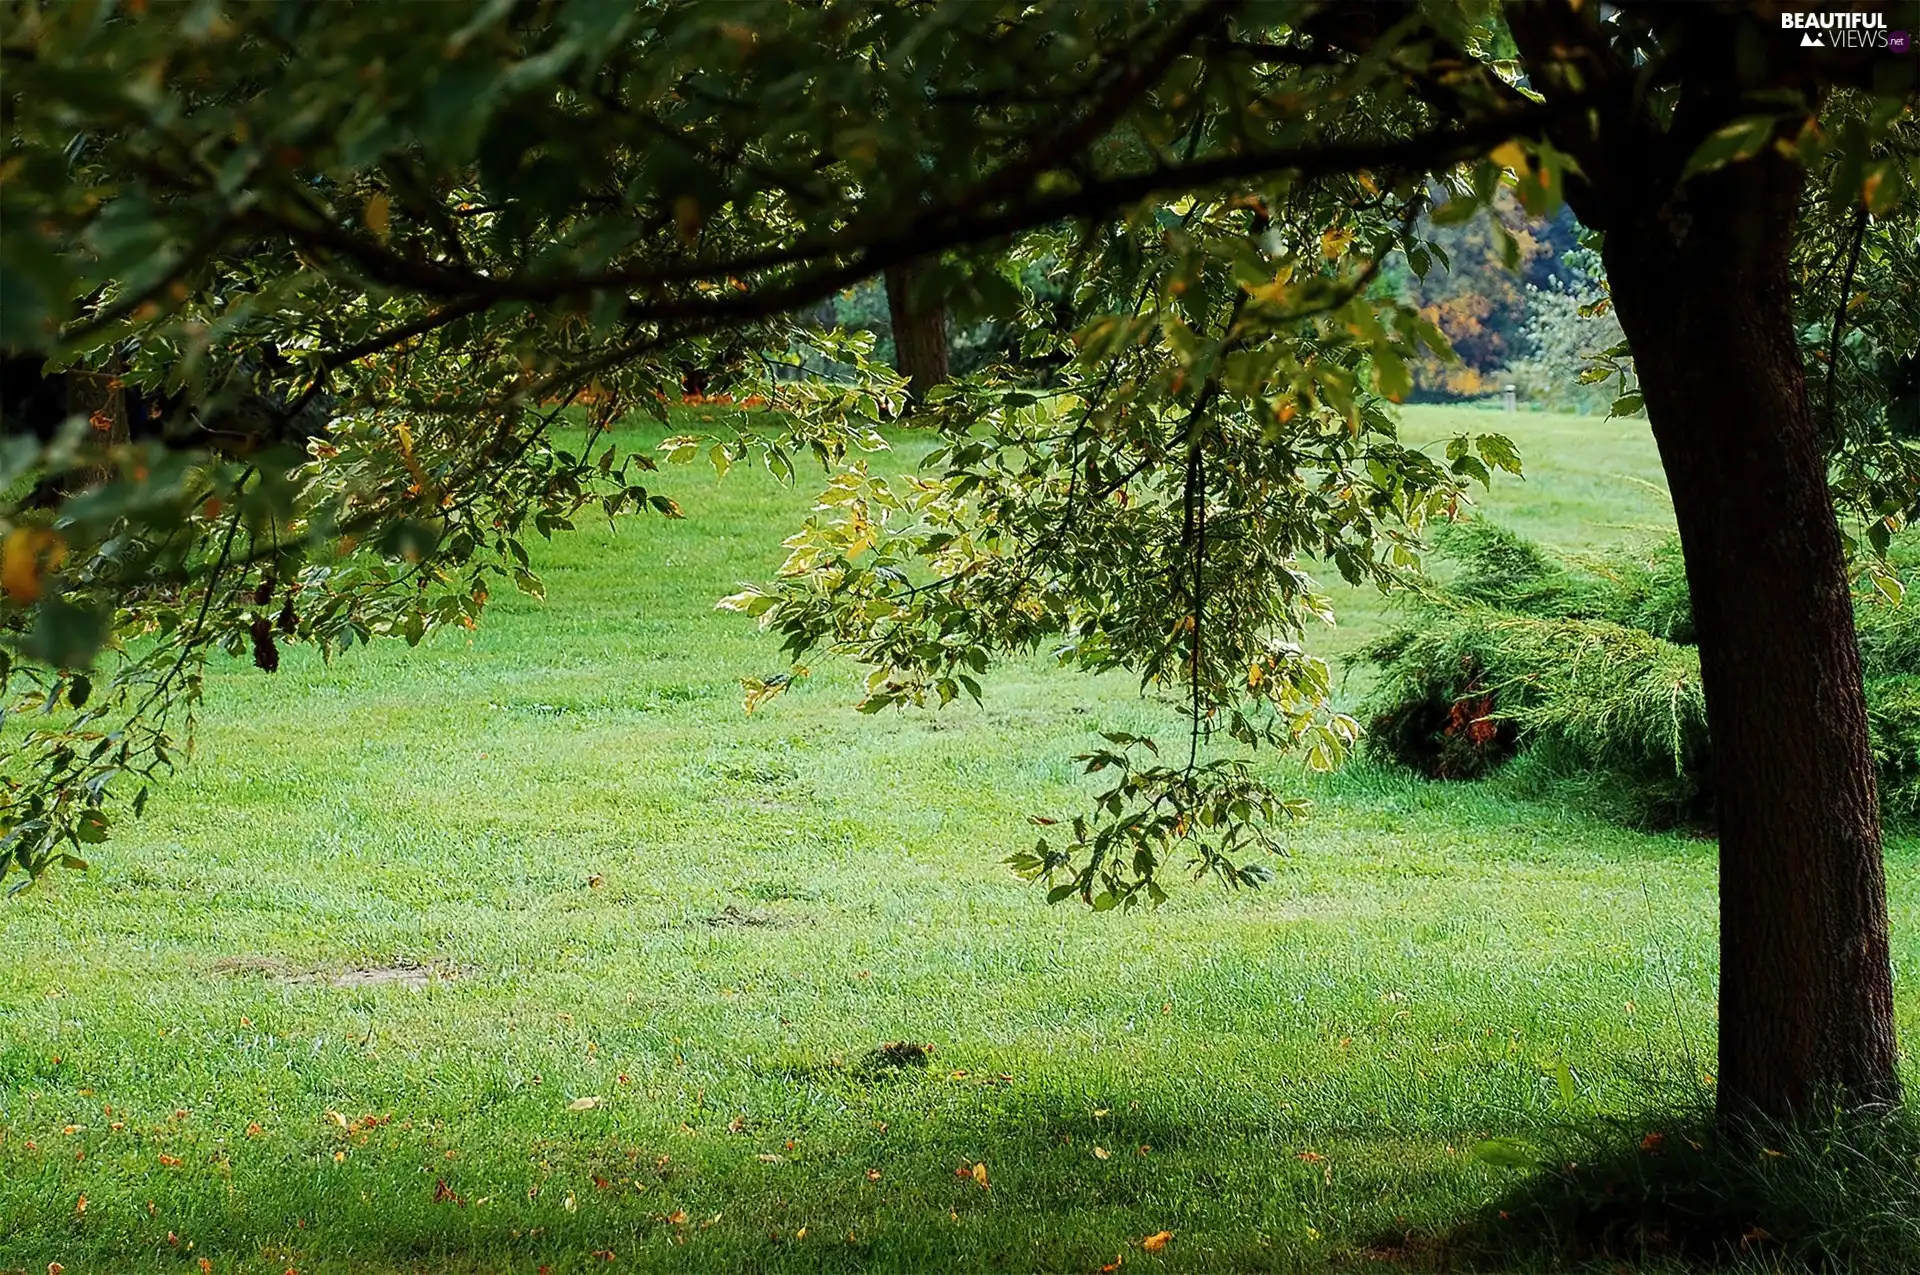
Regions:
[[1358, 520, 1916, 828], [1868, 674, 1920, 819]]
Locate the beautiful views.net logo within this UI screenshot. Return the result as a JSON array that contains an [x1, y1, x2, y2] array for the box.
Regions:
[[1780, 10, 1905, 50]]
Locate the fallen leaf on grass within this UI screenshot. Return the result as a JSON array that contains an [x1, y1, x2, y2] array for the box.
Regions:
[[865, 1169, 881, 1182], [754, 1153, 783, 1163], [568, 1096, 602, 1111], [1093, 1146, 1110, 1160], [1100, 1256, 1123, 1273], [1142, 1231, 1173, 1252], [158, 1154, 182, 1167], [74, 1195, 86, 1215], [972, 1161, 989, 1189], [590, 1249, 615, 1262]]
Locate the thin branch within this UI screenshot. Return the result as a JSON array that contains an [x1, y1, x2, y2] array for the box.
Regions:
[[1821, 203, 1869, 445]]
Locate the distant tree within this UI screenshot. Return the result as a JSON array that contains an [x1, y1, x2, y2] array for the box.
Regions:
[[883, 259, 951, 399], [1402, 191, 1564, 398], [1502, 246, 1627, 413], [3, 0, 1915, 1120]]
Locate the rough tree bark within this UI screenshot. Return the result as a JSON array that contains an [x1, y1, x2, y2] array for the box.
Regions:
[[1600, 149, 1901, 1118], [884, 258, 950, 401]]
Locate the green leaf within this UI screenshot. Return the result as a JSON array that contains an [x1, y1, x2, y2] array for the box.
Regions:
[[1475, 434, 1523, 475], [1552, 1057, 1577, 1106], [1372, 347, 1412, 403], [1681, 115, 1781, 180], [1470, 1137, 1542, 1169]]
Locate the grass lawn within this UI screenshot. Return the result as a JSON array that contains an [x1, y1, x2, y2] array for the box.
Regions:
[[3, 405, 1915, 1274]]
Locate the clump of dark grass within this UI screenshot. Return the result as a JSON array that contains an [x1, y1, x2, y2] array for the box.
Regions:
[[1357, 519, 1918, 829], [1447, 1103, 1920, 1272]]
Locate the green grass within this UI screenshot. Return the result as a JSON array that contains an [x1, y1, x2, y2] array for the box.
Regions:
[[3, 406, 1915, 1274]]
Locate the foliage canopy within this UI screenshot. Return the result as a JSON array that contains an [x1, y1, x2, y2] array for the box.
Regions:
[[2, 0, 1915, 905]]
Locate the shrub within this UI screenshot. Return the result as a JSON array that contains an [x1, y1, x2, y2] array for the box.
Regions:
[[1358, 520, 1916, 827], [1434, 518, 1694, 642], [1360, 601, 1711, 826], [1867, 675, 1920, 819]]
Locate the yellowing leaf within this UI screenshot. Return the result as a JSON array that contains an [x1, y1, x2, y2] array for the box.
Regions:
[[970, 1160, 989, 1189], [1142, 1230, 1173, 1252], [363, 192, 391, 242], [567, 1096, 602, 1111], [1093, 1145, 1110, 1160], [674, 194, 703, 242], [2, 528, 65, 604], [1490, 141, 1528, 171], [324, 1110, 348, 1130]]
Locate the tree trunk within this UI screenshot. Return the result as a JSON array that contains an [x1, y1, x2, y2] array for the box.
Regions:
[[884, 259, 949, 401], [1602, 151, 1901, 1119]]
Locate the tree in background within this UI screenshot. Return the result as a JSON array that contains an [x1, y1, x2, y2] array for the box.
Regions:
[[1501, 245, 1628, 413], [3, 0, 1916, 1122], [1398, 192, 1575, 398], [883, 260, 950, 398]]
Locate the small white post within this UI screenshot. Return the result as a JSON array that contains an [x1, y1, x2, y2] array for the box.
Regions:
[[1502, 383, 1518, 413]]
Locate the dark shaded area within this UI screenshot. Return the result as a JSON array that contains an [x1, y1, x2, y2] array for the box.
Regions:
[[0, 349, 331, 455], [1433, 1107, 1920, 1273]]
